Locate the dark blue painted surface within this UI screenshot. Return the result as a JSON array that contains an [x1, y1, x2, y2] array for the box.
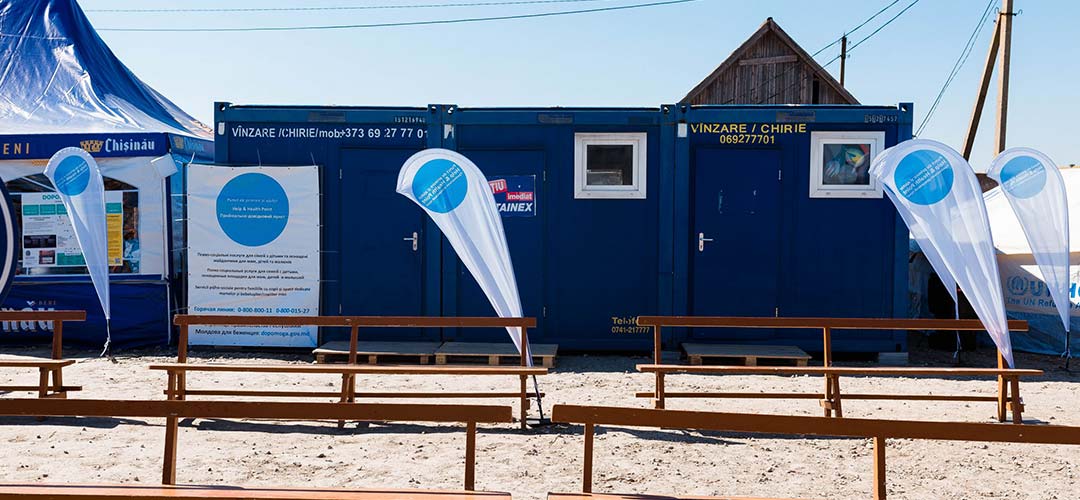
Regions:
[[212, 103, 912, 353]]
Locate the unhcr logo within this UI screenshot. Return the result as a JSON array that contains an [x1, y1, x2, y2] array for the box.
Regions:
[[1007, 276, 1028, 296], [79, 140, 104, 153]]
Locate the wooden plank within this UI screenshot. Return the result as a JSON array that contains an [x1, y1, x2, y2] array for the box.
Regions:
[[435, 342, 558, 366], [962, 10, 1001, 159], [636, 316, 1028, 332], [636, 364, 1043, 376], [0, 485, 511, 499], [549, 494, 808, 500], [313, 341, 440, 359], [0, 385, 82, 393], [0, 359, 76, 368], [738, 55, 798, 66], [148, 363, 547, 376], [550, 405, 1080, 445], [634, 392, 1000, 402], [175, 315, 535, 329], [0, 399, 513, 424], [171, 390, 544, 399], [682, 343, 810, 360]]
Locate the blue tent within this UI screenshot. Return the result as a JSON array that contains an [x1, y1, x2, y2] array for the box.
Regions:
[[0, 0, 213, 349]]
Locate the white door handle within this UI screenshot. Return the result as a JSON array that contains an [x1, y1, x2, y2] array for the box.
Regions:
[[698, 232, 714, 252], [403, 231, 418, 251]]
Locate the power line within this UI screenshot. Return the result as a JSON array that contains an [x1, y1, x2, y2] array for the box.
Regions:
[[915, 0, 997, 136], [97, 0, 700, 32], [85, 0, 611, 14]]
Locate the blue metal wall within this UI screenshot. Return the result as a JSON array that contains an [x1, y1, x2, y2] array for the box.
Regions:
[[212, 102, 913, 353]]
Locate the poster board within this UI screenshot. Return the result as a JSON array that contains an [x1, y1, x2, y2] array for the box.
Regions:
[[187, 165, 320, 347]]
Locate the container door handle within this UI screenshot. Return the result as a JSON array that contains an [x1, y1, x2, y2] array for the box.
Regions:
[[698, 232, 714, 252], [403, 231, 418, 251]]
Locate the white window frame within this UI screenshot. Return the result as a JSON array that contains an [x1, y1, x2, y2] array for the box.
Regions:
[[574, 132, 648, 199], [809, 131, 885, 199]]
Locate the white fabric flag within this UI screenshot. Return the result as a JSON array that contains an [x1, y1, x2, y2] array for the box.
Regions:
[[397, 149, 532, 365], [44, 147, 112, 348], [987, 148, 1071, 341], [878, 146, 960, 316], [870, 139, 1014, 367]]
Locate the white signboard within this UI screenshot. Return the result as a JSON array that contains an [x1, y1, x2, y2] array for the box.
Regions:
[[187, 165, 320, 347]]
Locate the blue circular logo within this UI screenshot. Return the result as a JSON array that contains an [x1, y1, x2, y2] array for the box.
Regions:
[[1007, 275, 1028, 296], [411, 158, 468, 213], [893, 149, 954, 205], [52, 155, 91, 196], [216, 173, 289, 247], [999, 155, 1046, 199]]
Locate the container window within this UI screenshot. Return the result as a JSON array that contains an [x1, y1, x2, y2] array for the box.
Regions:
[[574, 133, 647, 199], [809, 131, 885, 199]]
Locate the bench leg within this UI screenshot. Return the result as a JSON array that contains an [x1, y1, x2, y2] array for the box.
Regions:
[[464, 421, 476, 490], [50, 367, 65, 399], [162, 416, 178, 485], [996, 375, 1007, 423], [822, 374, 833, 417], [1009, 377, 1023, 424], [873, 436, 887, 500], [832, 375, 843, 418], [337, 374, 351, 429], [583, 422, 594, 493], [519, 375, 528, 429], [654, 372, 665, 409]]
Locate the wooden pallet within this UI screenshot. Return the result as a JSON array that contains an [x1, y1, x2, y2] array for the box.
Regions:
[[312, 341, 441, 364], [434, 342, 558, 368], [682, 343, 810, 367]]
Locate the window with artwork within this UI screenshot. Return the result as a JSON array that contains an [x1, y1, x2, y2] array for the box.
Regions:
[[809, 131, 885, 198]]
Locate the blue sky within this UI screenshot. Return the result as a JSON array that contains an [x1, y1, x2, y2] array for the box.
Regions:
[[82, 0, 1079, 168]]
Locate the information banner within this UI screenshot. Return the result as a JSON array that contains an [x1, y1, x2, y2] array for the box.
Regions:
[[187, 165, 320, 347], [20, 191, 126, 268], [489, 175, 537, 217]]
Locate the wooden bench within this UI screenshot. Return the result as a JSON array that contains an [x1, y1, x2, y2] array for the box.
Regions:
[[149, 363, 547, 427], [636, 364, 1042, 423], [636, 317, 1032, 423], [0, 311, 87, 400], [550, 404, 1080, 500], [173, 315, 542, 429], [0, 484, 510, 499], [0, 398, 512, 492]]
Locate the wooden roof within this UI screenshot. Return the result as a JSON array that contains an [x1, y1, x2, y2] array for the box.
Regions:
[[682, 18, 858, 105]]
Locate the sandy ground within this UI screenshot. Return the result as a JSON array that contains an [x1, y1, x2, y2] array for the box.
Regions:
[[2, 340, 1079, 500]]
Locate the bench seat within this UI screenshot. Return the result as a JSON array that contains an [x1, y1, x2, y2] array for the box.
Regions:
[[550, 493, 812, 500], [149, 363, 547, 375], [636, 364, 1043, 376], [0, 484, 510, 499], [0, 359, 75, 368]]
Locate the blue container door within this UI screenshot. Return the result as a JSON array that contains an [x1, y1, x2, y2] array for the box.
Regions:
[[446, 149, 545, 343], [339, 148, 434, 340], [690, 147, 783, 341]]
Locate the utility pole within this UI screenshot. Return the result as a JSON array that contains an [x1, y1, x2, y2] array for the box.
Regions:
[[961, 0, 1015, 160], [839, 35, 848, 87], [995, 0, 1014, 154]]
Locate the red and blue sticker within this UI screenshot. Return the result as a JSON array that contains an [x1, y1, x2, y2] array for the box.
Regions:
[[488, 175, 536, 217]]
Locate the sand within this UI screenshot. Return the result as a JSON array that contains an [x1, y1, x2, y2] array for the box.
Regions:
[[1, 342, 1079, 499]]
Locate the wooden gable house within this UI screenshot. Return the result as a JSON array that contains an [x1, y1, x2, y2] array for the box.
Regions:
[[682, 18, 858, 105]]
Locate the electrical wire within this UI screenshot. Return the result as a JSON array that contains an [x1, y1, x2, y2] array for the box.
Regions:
[[85, 0, 611, 14], [96, 0, 700, 32], [915, 0, 997, 136]]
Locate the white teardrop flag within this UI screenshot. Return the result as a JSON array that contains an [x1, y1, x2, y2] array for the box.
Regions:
[[870, 139, 1014, 367], [44, 147, 112, 350], [397, 148, 531, 364], [987, 148, 1071, 353]]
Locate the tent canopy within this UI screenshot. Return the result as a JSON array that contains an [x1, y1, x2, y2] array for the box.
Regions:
[[0, 0, 211, 138], [985, 168, 1080, 355]]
